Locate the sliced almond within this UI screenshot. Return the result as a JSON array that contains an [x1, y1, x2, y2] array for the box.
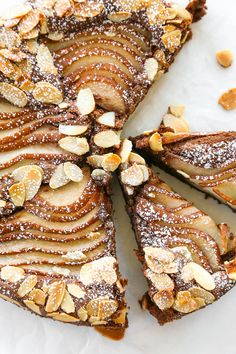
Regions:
[[23, 299, 41, 315], [52, 313, 78, 323], [62, 250, 86, 261], [17, 275, 38, 298], [9, 181, 26, 206], [149, 132, 163, 151], [219, 88, 236, 110], [18, 9, 40, 36], [161, 30, 182, 53], [144, 58, 159, 81], [0, 266, 25, 282], [29, 288, 47, 305], [87, 154, 104, 168], [45, 281, 66, 313], [49, 164, 70, 189], [119, 139, 132, 163], [77, 307, 88, 321], [33, 82, 63, 105], [108, 11, 131, 22], [2, 4, 32, 20], [54, 0, 73, 17], [120, 163, 144, 186], [181, 262, 216, 291], [163, 113, 189, 133], [0, 48, 26, 62], [97, 112, 116, 127], [59, 124, 88, 136], [102, 153, 121, 172], [67, 284, 85, 299], [129, 152, 145, 165], [36, 44, 58, 75], [173, 290, 201, 314], [94, 130, 121, 148], [153, 290, 174, 310], [147, 271, 174, 290], [0, 200, 6, 208], [80, 256, 117, 286], [188, 287, 215, 304], [0, 83, 27, 108], [63, 162, 83, 182], [76, 88, 95, 115], [169, 105, 185, 117], [12, 165, 43, 182], [172, 4, 192, 20], [224, 259, 236, 280], [144, 247, 175, 263], [86, 297, 118, 320], [216, 50, 233, 68], [61, 290, 75, 314], [58, 137, 90, 156], [23, 166, 43, 200]]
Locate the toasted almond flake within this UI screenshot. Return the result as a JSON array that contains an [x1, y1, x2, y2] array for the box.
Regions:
[[46, 281, 66, 313], [172, 246, 192, 260], [9, 181, 26, 206], [144, 58, 158, 81], [23, 299, 41, 315], [97, 112, 116, 127], [153, 290, 174, 310], [33, 82, 63, 105], [119, 139, 132, 163], [0, 200, 6, 208], [219, 88, 236, 110], [62, 250, 86, 261], [77, 307, 88, 321], [144, 246, 175, 262], [36, 44, 58, 75], [87, 154, 104, 168], [129, 152, 145, 165], [163, 114, 189, 133], [172, 4, 192, 20], [181, 262, 216, 291], [108, 11, 131, 22], [21, 27, 39, 40], [18, 9, 40, 36], [147, 271, 174, 290], [149, 132, 163, 151], [67, 284, 85, 299], [216, 50, 233, 68], [161, 30, 182, 53], [1, 266, 25, 282], [23, 167, 43, 200], [12, 165, 43, 182], [54, 0, 73, 17], [102, 153, 121, 172], [52, 313, 78, 323], [76, 88, 95, 115], [63, 162, 83, 182], [80, 256, 117, 286], [188, 287, 215, 304], [169, 105, 185, 117], [91, 168, 110, 181], [29, 288, 47, 305], [17, 275, 38, 298], [49, 164, 70, 189], [59, 124, 88, 136], [61, 290, 75, 314], [173, 290, 201, 313], [224, 259, 236, 280], [0, 48, 26, 62], [59, 136, 89, 156], [94, 130, 120, 148], [2, 4, 32, 20], [120, 163, 144, 186], [0, 83, 27, 108]]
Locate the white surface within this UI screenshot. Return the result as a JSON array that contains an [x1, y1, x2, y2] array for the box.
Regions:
[[1, 1, 236, 353]]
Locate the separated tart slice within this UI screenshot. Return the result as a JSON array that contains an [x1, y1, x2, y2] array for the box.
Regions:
[[117, 143, 236, 325], [131, 106, 236, 210], [0, 164, 127, 335]]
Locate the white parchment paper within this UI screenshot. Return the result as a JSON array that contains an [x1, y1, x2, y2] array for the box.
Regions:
[[0, 1, 236, 353]]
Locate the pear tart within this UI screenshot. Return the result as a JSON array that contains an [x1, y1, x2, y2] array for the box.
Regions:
[[117, 146, 236, 325], [0, 165, 127, 330], [131, 107, 236, 210]]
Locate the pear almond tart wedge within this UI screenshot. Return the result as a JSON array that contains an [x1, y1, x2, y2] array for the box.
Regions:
[[117, 145, 236, 325], [131, 106, 236, 211], [0, 165, 127, 334], [0, 0, 206, 165]]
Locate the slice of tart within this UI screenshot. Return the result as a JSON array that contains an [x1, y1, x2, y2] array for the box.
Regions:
[[0, 164, 127, 334], [132, 106, 236, 210], [117, 143, 236, 325]]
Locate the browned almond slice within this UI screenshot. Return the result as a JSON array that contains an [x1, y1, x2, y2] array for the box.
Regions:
[[216, 50, 233, 68], [80, 257, 117, 285], [120, 163, 144, 186], [219, 88, 236, 110], [9, 181, 26, 206], [153, 290, 174, 310], [54, 0, 73, 17], [52, 313, 78, 323], [76, 88, 95, 115], [58, 137, 90, 155], [63, 162, 83, 182], [23, 300, 41, 315], [77, 307, 88, 321], [0, 48, 26, 62], [149, 132, 163, 151], [0, 266, 25, 282], [97, 112, 116, 127], [101, 153, 121, 172], [163, 114, 189, 133], [45, 281, 66, 313], [0, 83, 28, 107], [17, 275, 38, 298], [94, 130, 121, 148], [18, 9, 40, 36], [49, 163, 70, 189], [23, 167, 43, 200], [36, 44, 58, 75], [29, 289, 47, 305], [129, 152, 145, 165], [119, 139, 132, 163], [169, 104, 185, 117], [61, 290, 75, 314], [32, 82, 63, 105], [161, 30, 182, 53], [59, 124, 88, 135], [67, 284, 85, 299], [144, 58, 159, 81], [12, 165, 43, 182], [2, 3, 32, 20], [181, 262, 216, 291], [172, 4, 192, 20]]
